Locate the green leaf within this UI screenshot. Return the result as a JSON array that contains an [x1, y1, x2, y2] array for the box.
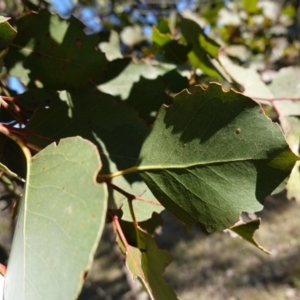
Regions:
[[269, 67, 300, 116], [0, 16, 16, 49], [152, 26, 191, 64], [99, 60, 176, 100], [283, 116, 300, 200], [24, 88, 157, 218], [229, 219, 270, 254], [120, 212, 163, 245], [118, 227, 178, 300], [121, 193, 163, 222], [5, 137, 108, 300], [15, 89, 55, 119], [122, 76, 173, 124], [218, 53, 273, 99], [201, 2, 225, 26], [5, 10, 107, 90], [243, 0, 259, 14], [137, 84, 298, 232], [99, 60, 180, 123], [99, 30, 122, 61], [0, 16, 16, 70], [156, 18, 171, 34], [180, 18, 223, 79], [152, 26, 172, 47]]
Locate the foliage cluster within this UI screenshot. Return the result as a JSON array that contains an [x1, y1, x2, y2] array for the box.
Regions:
[[0, 0, 300, 299]]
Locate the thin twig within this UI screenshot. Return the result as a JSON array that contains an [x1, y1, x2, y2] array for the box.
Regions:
[[108, 209, 129, 250], [0, 96, 26, 124], [6, 125, 57, 143], [105, 181, 161, 206], [0, 123, 42, 153]]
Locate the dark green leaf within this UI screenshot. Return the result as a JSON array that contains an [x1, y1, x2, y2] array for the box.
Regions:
[[24, 88, 158, 218], [0, 16, 16, 49], [156, 18, 171, 34], [137, 84, 298, 232], [5, 10, 107, 90], [152, 26, 191, 64], [180, 18, 223, 79]]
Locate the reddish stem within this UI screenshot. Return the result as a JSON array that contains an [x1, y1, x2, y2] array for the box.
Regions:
[[0, 123, 42, 153], [0, 97, 26, 124], [108, 209, 129, 250], [5, 125, 56, 143], [1, 96, 17, 102]]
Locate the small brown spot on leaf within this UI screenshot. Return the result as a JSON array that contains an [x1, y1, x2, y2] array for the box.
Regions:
[[235, 128, 241, 134]]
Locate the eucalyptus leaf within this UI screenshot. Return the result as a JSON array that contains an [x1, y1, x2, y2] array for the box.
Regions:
[[5, 137, 108, 300], [229, 218, 270, 254], [5, 10, 107, 90], [137, 84, 298, 231], [0, 16, 16, 49], [118, 227, 178, 300]]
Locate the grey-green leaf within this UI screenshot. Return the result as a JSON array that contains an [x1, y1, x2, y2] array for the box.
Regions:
[[5, 137, 108, 300], [137, 84, 298, 232]]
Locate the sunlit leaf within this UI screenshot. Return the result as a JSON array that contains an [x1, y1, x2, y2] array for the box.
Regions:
[[99, 60, 176, 99], [118, 227, 178, 300], [152, 27, 190, 64], [243, 0, 259, 14], [229, 218, 270, 254], [0, 16, 16, 69], [99, 30, 122, 61], [0, 16, 16, 49], [269, 67, 300, 116], [219, 53, 273, 99], [5, 137, 108, 300], [181, 18, 223, 79], [283, 116, 300, 200]]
